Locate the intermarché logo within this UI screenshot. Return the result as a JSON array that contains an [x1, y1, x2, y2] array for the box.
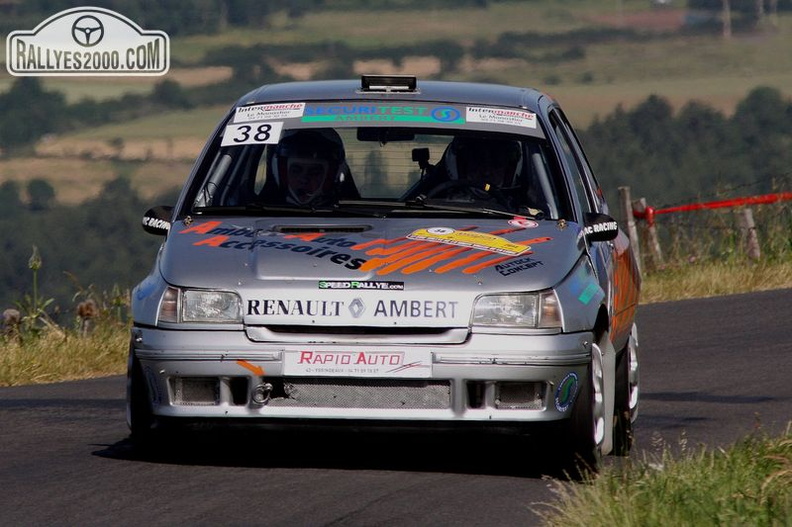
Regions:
[[6, 6, 169, 76]]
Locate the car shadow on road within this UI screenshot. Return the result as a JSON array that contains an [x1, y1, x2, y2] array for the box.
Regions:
[[93, 426, 583, 480]]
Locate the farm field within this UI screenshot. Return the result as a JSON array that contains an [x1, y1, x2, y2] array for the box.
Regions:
[[2, 1, 792, 201]]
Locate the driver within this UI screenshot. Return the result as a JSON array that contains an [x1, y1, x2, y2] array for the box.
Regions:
[[268, 129, 347, 206], [445, 136, 522, 191]]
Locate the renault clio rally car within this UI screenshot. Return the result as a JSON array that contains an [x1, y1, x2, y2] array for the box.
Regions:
[[128, 75, 641, 468]]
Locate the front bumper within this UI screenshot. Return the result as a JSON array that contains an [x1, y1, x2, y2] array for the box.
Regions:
[[131, 325, 592, 425]]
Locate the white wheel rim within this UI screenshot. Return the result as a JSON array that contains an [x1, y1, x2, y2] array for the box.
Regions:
[[591, 343, 606, 448], [628, 324, 640, 421]]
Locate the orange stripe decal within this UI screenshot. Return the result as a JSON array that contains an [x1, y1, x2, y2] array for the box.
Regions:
[[236, 360, 265, 376]]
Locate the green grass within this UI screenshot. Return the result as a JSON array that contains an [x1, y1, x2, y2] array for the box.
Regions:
[[537, 427, 792, 526], [67, 105, 228, 140], [640, 260, 792, 304], [0, 323, 128, 386]]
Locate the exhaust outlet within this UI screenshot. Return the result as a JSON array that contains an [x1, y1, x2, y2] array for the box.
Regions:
[[251, 382, 273, 406]]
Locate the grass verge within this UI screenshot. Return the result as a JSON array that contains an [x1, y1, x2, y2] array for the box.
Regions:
[[536, 426, 792, 526], [0, 324, 127, 386], [640, 260, 792, 304]]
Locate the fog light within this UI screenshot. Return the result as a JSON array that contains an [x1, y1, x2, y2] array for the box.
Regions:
[[251, 383, 273, 406]]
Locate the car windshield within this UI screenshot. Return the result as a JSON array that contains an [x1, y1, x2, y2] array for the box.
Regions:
[[188, 121, 570, 219]]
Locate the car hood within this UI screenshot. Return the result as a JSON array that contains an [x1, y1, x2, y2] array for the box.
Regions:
[[160, 216, 586, 326]]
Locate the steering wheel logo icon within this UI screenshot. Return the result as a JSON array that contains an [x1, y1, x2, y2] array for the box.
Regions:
[[71, 15, 104, 47]]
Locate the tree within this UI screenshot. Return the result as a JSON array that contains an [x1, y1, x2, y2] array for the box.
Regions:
[[0, 181, 24, 218], [0, 78, 68, 150], [26, 179, 56, 211]]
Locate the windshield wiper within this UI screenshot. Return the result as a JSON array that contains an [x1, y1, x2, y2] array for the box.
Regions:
[[193, 203, 384, 217], [194, 204, 340, 216], [338, 199, 543, 219]]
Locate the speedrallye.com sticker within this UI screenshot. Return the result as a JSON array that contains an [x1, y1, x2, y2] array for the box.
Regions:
[[6, 6, 169, 76]]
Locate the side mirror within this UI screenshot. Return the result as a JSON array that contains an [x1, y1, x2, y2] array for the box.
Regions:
[[583, 212, 619, 242], [141, 205, 173, 236]]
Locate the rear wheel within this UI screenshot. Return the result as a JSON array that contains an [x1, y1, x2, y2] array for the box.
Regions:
[[612, 324, 639, 455]]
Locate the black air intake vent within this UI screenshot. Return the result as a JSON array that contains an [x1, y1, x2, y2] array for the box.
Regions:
[[273, 224, 371, 234]]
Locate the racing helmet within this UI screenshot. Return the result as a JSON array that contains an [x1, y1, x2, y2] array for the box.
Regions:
[[270, 129, 346, 205], [444, 136, 523, 188]]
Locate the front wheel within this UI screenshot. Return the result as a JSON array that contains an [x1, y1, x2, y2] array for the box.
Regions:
[[561, 341, 606, 478], [126, 345, 157, 445]]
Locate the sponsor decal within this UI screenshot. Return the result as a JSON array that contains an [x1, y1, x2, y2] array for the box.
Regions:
[[583, 220, 619, 237], [319, 280, 404, 290], [301, 104, 464, 124], [508, 217, 538, 229], [407, 227, 531, 256], [466, 107, 537, 129], [284, 349, 431, 378], [236, 360, 265, 376], [569, 262, 604, 306], [234, 103, 305, 123], [178, 221, 553, 276], [494, 256, 544, 276], [178, 223, 366, 270], [248, 299, 343, 317], [134, 273, 159, 301], [141, 215, 170, 232], [554, 372, 579, 412], [7, 7, 169, 76], [221, 121, 284, 146], [578, 283, 600, 305], [247, 298, 458, 319], [373, 299, 458, 318]]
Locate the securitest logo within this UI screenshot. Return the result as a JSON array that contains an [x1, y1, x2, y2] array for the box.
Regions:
[[6, 7, 169, 76]]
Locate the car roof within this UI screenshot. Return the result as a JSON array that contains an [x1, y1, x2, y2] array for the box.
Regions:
[[236, 78, 550, 113]]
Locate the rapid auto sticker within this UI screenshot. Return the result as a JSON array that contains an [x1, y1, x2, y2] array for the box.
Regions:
[[466, 107, 537, 129], [284, 349, 431, 378], [178, 221, 552, 276]]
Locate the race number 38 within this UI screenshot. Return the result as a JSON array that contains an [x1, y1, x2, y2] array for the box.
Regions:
[[221, 122, 283, 146]]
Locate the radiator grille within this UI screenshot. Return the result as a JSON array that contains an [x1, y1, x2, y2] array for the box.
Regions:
[[171, 377, 219, 406], [267, 378, 451, 409]]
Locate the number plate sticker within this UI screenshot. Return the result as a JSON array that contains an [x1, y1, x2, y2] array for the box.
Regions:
[[221, 122, 283, 146], [284, 349, 432, 378]]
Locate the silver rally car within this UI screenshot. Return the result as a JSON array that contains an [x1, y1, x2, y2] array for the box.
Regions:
[[129, 75, 641, 469]]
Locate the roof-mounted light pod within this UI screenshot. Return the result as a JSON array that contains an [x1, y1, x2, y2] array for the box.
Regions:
[[360, 74, 417, 93]]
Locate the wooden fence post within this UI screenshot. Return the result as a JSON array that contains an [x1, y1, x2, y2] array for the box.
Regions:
[[737, 207, 761, 260], [619, 186, 642, 276], [632, 198, 664, 272]]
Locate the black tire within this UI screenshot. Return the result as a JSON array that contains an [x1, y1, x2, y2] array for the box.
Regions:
[[560, 343, 606, 479], [612, 324, 639, 456], [126, 346, 157, 447]]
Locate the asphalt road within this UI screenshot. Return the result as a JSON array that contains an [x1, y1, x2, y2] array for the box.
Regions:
[[1, 289, 790, 526]]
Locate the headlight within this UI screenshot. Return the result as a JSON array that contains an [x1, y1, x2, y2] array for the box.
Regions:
[[472, 291, 561, 328], [158, 287, 242, 324]]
